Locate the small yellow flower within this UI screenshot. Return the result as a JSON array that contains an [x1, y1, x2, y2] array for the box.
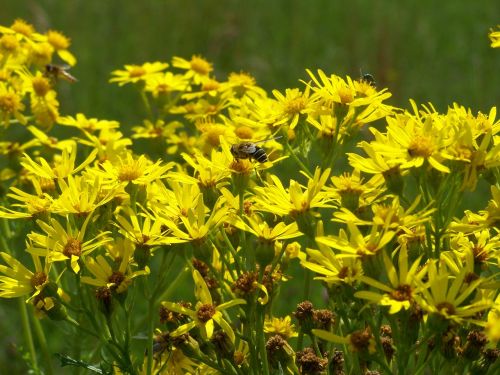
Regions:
[[264, 316, 298, 339], [162, 270, 246, 342], [489, 26, 500, 48], [27, 214, 110, 273], [0, 83, 26, 127], [172, 55, 213, 84], [110, 62, 168, 86], [45, 29, 76, 66], [0, 252, 49, 299], [81, 238, 149, 294]]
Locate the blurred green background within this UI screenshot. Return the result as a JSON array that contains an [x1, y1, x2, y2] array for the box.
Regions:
[[1, 0, 499, 128], [0, 0, 499, 373]]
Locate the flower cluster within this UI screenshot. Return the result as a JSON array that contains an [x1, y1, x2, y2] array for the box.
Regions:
[[0, 19, 499, 375]]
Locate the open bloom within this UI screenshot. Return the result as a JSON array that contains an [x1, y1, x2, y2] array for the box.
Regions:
[[161, 270, 246, 342], [354, 244, 428, 314]]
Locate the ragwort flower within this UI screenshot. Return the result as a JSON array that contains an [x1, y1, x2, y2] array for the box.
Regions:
[[162, 270, 246, 342]]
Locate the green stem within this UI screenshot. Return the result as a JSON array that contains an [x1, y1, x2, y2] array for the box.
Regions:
[[284, 141, 313, 178], [19, 299, 39, 374], [31, 312, 54, 375], [140, 90, 154, 120], [258, 308, 270, 375]]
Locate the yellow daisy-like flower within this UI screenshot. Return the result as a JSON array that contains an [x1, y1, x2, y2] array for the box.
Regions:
[[172, 55, 213, 84], [58, 113, 120, 134], [109, 62, 169, 86], [485, 294, 500, 343], [413, 261, 491, 324], [28, 42, 54, 66], [264, 316, 298, 339], [21, 146, 98, 180], [0, 252, 49, 299], [81, 238, 149, 294], [144, 71, 189, 97], [45, 29, 76, 66], [161, 195, 228, 244], [51, 174, 118, 216], [0, 177, 53, 219], [272, 86, 316, 129], [354, 244, 427, 314], [0, 83, 26, 127], [162, 269, 246, 342], [370, 102, 453, 173], [253, 167, 333, 217], [96, 152, 174, 187], [301, 220, 363, 286], [27, 214, 111, 273], [489, 26, 500, 48], [316, 222, 395, 259]]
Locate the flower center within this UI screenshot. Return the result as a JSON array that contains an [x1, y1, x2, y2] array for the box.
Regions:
[[63, 237, 82, 257], [0, 35, 19, 52], [408, 135, 434, 157], [338, 87, 354, 104], [118, 163, 142, 182], [197, 303, 216, 322], [284, 97, 306, 115], [11, 19, 34, 37], [32, 76, 51, 96], [436, 301, 456, 316], [129, 66, 146, 78], [31, 272, 48, 288], [47, 30, 70, 50], [390, 284, 412, 301], [108, 271, 126, 290], [190, 56, 212, 75], [0, 92, 23, 114]]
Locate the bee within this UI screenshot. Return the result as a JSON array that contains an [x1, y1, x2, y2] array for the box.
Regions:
[[44, 64, 78, 83], [230, 136, 282, 163], [359, 69, 376, 87]]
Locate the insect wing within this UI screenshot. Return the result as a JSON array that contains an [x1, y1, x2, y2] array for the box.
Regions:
[[238, 142, 257, 154]]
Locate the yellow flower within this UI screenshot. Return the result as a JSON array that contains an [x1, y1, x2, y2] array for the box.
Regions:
[[0, 177, 53, 219], [144, 71, 189, 97], [316, 222, 395, 259], [0, 83, 26, 127], [58, 113, 120, 134], [162, 269, 246, 342], [222, 71, 266, 99], [28, 42, 54, 66], [109, 62, 169, 86], [301, 221, 363, 286], [161, 195, 228, 244], [272, 87, 316, 129], [51, 174, 118, 216], [172, 55, 213, 84], [489, 25, 500, 48], [485, 295, 500, 343], [369, 102, 453, 173], [253, 167, 332, 217], [354, 244, 427, 314], [96, 152, 174, 187], [0, 252, 49, 299], [115, 208, 184, 249], [45, 29, 76, 66], [81, 239, 149, 294], [21, 146, 98, 180], [27, 214, 110, 273], [264, 316, 298, 339], [413, 261, 492, 324]]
